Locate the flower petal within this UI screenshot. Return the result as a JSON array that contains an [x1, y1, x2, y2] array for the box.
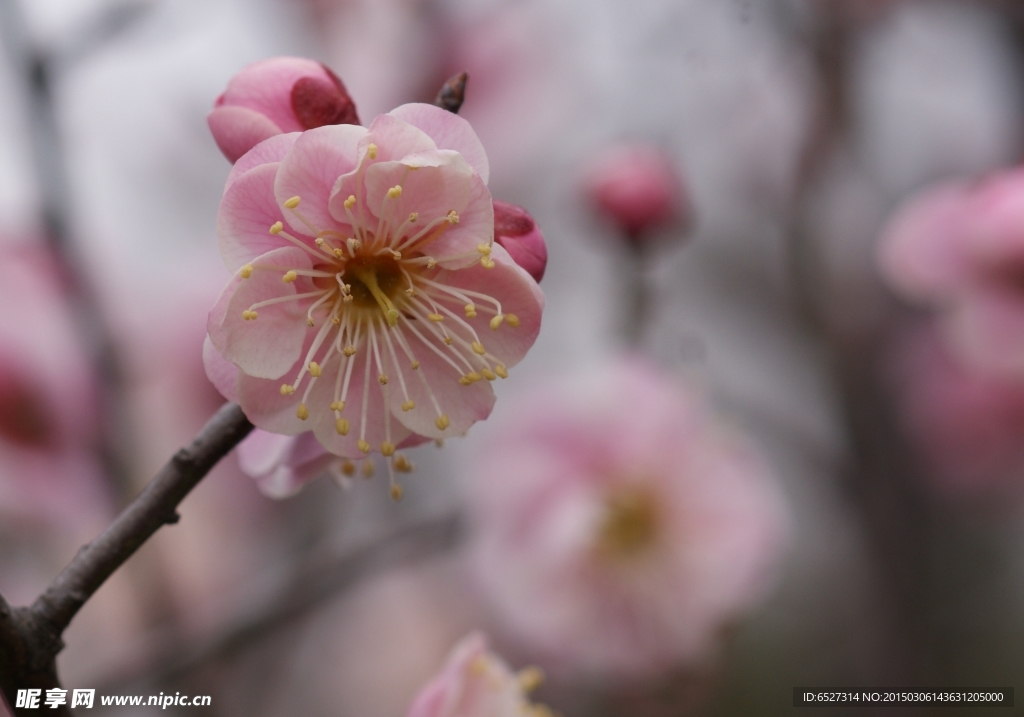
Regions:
[[306, 349, 413, 457], [225, 132, 299, 194], [203, 336, 239, 401], [389, 320, 496, 439], [207, 246, 313, 379], [388, 103, 490, 183], [218, 162, 298, 272], [274, 123, 368, 236], [208, 105, 283, 165], [430, 242, 544, 369]]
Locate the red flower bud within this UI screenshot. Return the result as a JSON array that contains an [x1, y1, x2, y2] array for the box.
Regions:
[[493, 200, 547, 283]]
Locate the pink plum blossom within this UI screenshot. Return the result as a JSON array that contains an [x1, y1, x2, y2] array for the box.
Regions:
[[206, 103, 544, 495], [889, 323, 1024, 494], [406, 632, 554, 717], [209, 57, 360, 163], [0, 246, 109, 528], [584, 143, 690, 245], [493, 200, 546, 283], [878, 168, 1024, 379], [467, 359, 789, 681]]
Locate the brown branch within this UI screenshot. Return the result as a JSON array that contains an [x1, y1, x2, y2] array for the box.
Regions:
[[0, 402, 252, 715], [434, 72, 468, 114]]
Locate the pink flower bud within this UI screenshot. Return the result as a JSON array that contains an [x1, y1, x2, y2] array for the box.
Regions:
[[208, 57, 360, 163], [493, 200, 547, 283], [584, 143, 689, 244]]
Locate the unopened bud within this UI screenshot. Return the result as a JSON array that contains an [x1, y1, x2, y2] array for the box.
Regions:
[[493, 200, 547, 283]]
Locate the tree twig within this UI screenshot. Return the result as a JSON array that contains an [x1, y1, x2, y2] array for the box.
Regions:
[[434, 72, 468, 114], [0, 403, 252, 715]]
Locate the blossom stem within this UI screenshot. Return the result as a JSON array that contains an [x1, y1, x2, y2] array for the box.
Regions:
[[0, 402, 253, 716]]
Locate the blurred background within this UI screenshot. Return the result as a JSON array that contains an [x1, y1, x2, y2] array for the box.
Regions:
[[2, 0, 1024, 714]]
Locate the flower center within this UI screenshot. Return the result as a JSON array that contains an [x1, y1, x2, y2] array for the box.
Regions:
[[339, 255, 405, 312], [596, 486, 659, 559]]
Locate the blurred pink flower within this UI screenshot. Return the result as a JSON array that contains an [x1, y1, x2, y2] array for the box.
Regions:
[[407, 632, 553, 717], [0, 246, 109, 527], [584, 143, 690, 245], [878, 169, 1024, 378], [209, 57, 360, 163], [206, 103, 544, 491], [468, 359, 788, 681], [493, 200, 546, 283], [890, 323, 1024, 494]]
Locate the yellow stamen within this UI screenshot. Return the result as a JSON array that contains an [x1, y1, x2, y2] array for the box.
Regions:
[[401, 400, 415, 411], [387, 185, 402, 198], [394, 455, 413, 472], [481, 257, 495, 269], [344, 195, 357, 209], [378, 374, 388, 385], [390, 484, 403, 501], [343, 345, 357, 357], [495, 364, 508, 379], [296, 403, 309, 420], [270, 221, 283, 234], [367, 143, 378, 159], [481, 369, 496, 381], [459, 376, 472, 386], [518, 667, 544, 693], [410, 360, 420, 370], [358, 439, 371, 453], [408, 212, 418, 223], [240, 264, 253, 279], [284, 196, 301, 209], [330, 400, 345, 411], [280, 384, 295, 395], [465, 372, 483, 382], [242, 310, 258, 320], [282, 270, 298, 283], [477, 243, 492, 256], [471, 342, 486, 355], [465, 304, 477, 318], [447, 210, 459, 224], [506, 314, 520, 327], [362, 460, 375, 478], [335, 418, 350, 435], [309, 362, 322, 377], [341, 460, 356, 476], [428, 313, 444, 322], [489, 315, 504, 330], [381, 441, 395, 457], [435, 414, 450, 431], [306, 318, 315, 327]]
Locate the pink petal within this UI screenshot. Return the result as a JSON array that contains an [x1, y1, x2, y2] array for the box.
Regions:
[[363, 113, 437, 162], [430, 172, 493, 269], [218, 162, 297, 271], [237, 429, 294, 476], [207, 246, 313, 379], [877, 182, 975, 302], [274, 123, 367, 237], [306, 350, 413, 456], [202, 336, 239, 401], [208, 105, 283, 165], [432, 243, 544, 369], [390, 323, 496, 440], [388, 103, 490, 184], [943, 287, 1024, 378], [218, 57, 327, 133], [236, 370, 312, 435], [225, 132, 299, 194]]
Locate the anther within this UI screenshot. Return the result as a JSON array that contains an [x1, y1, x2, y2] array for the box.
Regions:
[[296, 403, 309, 420], [343, 346, 356, 357], [443, 336, 453, 345], [386, 309, 399, 326], [270, 221, 283, 234], [330, 400, 345, 411], [495, 364, 509, 378], [489, 315, 504, 330], [333, 248, 344, 259], [410, 360, 420, 370], [387, 185, 402, 198], [435, 414, 450, 431], [471, 342, 486, 355], [362, 460, 374, 478], [307, 317, 315, 327], [347, 238, 360, 251], [427, 258, 437, 269], [390, 484, 403, 501], [284, 196, 301, 209], [518, 667, 544, 693], [477, 243, 492, 256], [381, 441, 396, 457], [367, 143, 378, 159], [240, 264, 254, 279], [506, 314, 520, 327], [394, 455, 413, 472], [408, 212, 418, 223], [459, 376, 472, 386], [428, 313, 444, 322], [341, 460, 356, 476], [465, 372, 483, 383], [405, 288, 417, 297], [358, 439, 371, 453], [335, 418, 350, 435], [378, 374, 389, 385], [309, 362, 322, 377], [390, 250, 402, 260], [242, 310, 258, 320], [465, 304, 477, 318], [280, 384, 295, 395], [447, 210, 459, 224], [344, 195, 357, 209], [332, 316, 341, 326], [315, 238, 326, 247], [481, 257, 495, 269], [283, 270, 298, 283], [481, 369, 496, 381], [401, 400, 415, 411]]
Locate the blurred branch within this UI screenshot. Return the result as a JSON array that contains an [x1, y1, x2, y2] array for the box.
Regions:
[[0, 0, 145, 508], [434, 72, 468, 114], [102, 513, 462, 691], [0, 402, 253, 716]]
